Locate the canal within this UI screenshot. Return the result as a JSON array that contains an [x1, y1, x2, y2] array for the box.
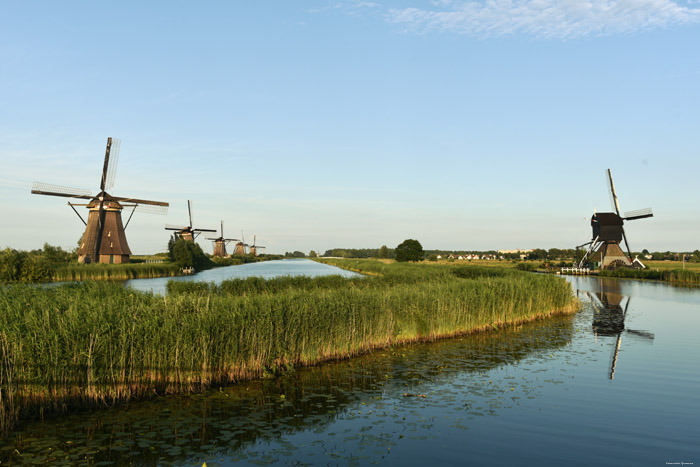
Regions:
[[2, 274, 698, 465]]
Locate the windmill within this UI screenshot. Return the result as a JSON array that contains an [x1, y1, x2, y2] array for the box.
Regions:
[[249, 235, 266, 256], [31, 137, 169, 264], [164, 200, 216, 242], [585, 279, 654, 380], [576, 169, 653, 270], [206, 221, 238, 257], [233, 231, 249, 255]]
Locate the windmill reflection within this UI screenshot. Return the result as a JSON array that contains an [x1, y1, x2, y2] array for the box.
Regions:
[[585, 279, 654, 380]]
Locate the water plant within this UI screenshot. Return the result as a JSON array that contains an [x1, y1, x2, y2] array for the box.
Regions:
[[599, 267, 700, 286], [0, 259, 578, 433]]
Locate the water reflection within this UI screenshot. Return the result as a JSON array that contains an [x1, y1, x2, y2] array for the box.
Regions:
[[1, 314, 574, 465], [125, 259, 361, 295], [580, 278, 655, 380]]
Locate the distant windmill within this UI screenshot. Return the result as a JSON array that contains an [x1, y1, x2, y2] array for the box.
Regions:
[[164, 200, 216, 242], [206, 221, 238, 257], [585, 279, 654, 380], [233, 231, 249, 255], [577, 169, 653, 270], [249, 235, 266, 256], [31, 137, 168, 264]]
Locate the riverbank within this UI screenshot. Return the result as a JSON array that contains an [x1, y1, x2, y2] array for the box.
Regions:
[[598, 267, 700, 286], [0, 247, 282, 283], [0, 260, 578, 434]]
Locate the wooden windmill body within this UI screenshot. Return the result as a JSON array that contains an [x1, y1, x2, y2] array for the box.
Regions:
[[32, 138, 169, 264], [233, 231, 249, 255], [249, 235, 265, 256], [206, 221, 238, 257], [577, 169, 653, 270]]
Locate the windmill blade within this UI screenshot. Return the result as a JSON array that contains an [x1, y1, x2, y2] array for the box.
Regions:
[[193, 228, 217, 233], [165, 224, 188, 230], [31, 182, 94, 199], [624, 329, 655, 340], [132, 204, 168, 215], [104, 138, 120, 192], [220, 220, 224, 237], [620, 227, 634, 262], [205, 237, 220, 241], [188, 200, 193, 228], [609, 333, 622, 380], [584, 290, 605, 311], [606, 169, 621, 216], [624, 208, 653, 221], [110, 196, 169, 207], [100, 137, 113, 191]]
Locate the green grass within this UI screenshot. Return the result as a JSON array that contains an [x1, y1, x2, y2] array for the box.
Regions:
[[0, 259, 578, 433], [599, 267, 700, 286], [643, 260, 700, 273], [51, 261, 181, 281]]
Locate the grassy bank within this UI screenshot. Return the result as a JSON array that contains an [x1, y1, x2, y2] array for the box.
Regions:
[[599, 267, 700, 286], [0, 260, 578, 433], [50, 261, 181, 281]]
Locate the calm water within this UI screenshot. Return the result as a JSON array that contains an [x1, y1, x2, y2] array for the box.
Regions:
[[125, 259, 361, 295], [2, 275, 698, 466]]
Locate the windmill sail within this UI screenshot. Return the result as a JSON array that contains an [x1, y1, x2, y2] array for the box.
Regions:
[[32, 137, 169, 264]]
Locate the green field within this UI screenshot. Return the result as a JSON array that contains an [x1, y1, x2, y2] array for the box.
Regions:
[[643, 260, 700, 272], [0, 259, 578, 433]]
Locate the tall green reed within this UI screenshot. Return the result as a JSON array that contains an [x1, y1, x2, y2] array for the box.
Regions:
[[0, 260, 578, 433]]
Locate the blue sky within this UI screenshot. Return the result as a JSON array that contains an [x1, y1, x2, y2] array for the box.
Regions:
[[1, 1, 699, 255]]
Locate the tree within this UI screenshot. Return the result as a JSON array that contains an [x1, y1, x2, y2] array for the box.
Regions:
[[378, 245, 389, 259], [395, 239, 424, 262], [170, 237, 211, 269], [309, 250, 318, 258], [284, 251, 306, 258]]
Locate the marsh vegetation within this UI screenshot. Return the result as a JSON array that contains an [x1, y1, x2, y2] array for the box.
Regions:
[[0, 259, 577, 434]]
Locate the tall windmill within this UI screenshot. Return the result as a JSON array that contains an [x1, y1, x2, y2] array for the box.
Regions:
[[206, 221, 238, 257], [31, 137, 169, 264], [586, 279, 654, 380], [233, 231, 249, 255], [249, 235, 266, 256], [164, 200, 216, 242], [577, 169, 653, 270]]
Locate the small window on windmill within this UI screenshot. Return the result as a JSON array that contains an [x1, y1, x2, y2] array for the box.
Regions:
[[108, 231, 111, 237], [110, 242, 113, 248], [81, 243, 85, 248]]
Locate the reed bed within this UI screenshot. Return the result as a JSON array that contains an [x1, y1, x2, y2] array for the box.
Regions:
[[50, 262, 181, 282], [599, 267, 700, 286], [0, 260, 578, 433]]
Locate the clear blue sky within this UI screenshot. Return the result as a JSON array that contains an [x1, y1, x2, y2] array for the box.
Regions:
[[1, 1, 699, 255]]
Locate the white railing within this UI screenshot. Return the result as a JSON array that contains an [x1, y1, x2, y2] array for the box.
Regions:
[[560, 267, 591, 275]]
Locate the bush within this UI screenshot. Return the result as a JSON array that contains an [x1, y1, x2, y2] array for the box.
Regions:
[[0, 248, 26, 282], [170, 238, 212, 270], [19, 255, 51, 282]]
